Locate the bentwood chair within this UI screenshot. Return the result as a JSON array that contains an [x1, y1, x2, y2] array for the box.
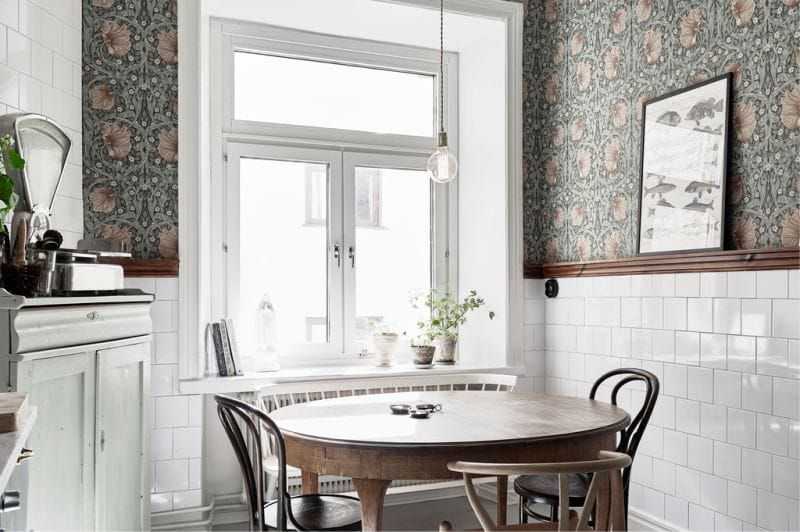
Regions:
[[441, 451, 632, 531], [514, 369, 659, 527], [214, 395, 362, 531]]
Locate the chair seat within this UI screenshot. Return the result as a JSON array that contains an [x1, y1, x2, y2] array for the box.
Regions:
[[513, 473, 591, 506], [264, 493, 361, 531]]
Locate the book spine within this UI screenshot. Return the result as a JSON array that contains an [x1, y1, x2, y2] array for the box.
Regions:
[[223, 318, 244, 376], [211, 323, 228, 376], [218, 320, 236, 376]]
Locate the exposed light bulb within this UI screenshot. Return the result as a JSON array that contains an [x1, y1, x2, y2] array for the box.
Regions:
[[427, 144, 458, 183]]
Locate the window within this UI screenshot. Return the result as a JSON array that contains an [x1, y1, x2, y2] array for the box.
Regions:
[[216, 23, 457, 358]]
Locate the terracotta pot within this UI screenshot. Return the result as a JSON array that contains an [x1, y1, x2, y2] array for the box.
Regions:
[[372, 333, 399, 366], [411, 345, 435, 365], [435, 336, 457, 364]]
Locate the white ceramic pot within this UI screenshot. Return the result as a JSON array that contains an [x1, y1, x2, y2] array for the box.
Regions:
[[372, 333, 399, 366], [435, 336, 457, 364]]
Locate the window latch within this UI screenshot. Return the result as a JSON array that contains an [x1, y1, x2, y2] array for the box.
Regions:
[[348, 247, 355, 268], [333, 244, 341, 267]]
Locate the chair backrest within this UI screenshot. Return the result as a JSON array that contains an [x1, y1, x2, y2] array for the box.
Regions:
[[446, 451, 632, 531], [214, 394, 295, 531], [589, 368, 659, 512]]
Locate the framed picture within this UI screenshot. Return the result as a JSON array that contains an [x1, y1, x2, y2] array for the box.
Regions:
[[637, 73, 732, 255]]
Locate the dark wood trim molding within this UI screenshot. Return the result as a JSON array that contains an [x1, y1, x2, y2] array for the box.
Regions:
[[524, 247, 799, 279], [99, 258, 179, 277]]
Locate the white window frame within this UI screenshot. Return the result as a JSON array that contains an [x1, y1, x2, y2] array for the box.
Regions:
[[178, 0, 524, 380], [211, 21, 458, 361]]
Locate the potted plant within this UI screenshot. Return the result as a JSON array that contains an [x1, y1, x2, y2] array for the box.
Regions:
[[368, 321, 402, 367], [411, 289, 494, 365], [0, 135, 23, 262], [409, 334, 436, 367]]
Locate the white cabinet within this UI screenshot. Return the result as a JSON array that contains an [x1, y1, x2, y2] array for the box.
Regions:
[[0, 292, 153, 532]]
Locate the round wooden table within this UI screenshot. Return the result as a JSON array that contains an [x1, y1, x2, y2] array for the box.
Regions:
[[271, 391, 629, 531]]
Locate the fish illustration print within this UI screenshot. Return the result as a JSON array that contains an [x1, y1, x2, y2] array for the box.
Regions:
[[686, 98, 725, 125], [645, 177, 677, 198], [643, 227, 655, 239], [683, 198, 714, 212], [656, 111, 682, 127], [656, 198, 675, 208], [684, 181, 720, 198]]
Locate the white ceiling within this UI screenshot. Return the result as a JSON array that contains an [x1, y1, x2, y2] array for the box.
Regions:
[[207, 0, 504, 51]]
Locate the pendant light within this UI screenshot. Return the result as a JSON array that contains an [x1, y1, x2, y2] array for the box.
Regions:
[[427, 0, 458, 183]]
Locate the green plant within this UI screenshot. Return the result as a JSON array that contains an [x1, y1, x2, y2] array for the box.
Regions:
[[411, 289, 494, 342], [0, 135, 24, 233], [365, 319, 403, 336]]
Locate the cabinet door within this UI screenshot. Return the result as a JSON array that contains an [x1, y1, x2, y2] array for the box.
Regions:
[[95, 342, 150, 532], [3, 352, 96, 532]]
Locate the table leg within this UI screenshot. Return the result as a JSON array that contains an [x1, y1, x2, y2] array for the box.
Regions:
[[496, 475, 508, 526], [301, 470, 319, 495], [352, 478, 392, 531]]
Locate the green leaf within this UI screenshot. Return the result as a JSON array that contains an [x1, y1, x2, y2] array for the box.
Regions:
[[489, 311, 496, 320], [8, 149, 24, 170], [0, 174, 14, 203]]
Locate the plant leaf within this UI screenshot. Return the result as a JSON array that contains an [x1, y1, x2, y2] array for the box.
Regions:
[[8, 149, 24, 170]]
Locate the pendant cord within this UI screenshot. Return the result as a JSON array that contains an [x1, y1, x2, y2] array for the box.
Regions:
[[439, 0, 445, 136]]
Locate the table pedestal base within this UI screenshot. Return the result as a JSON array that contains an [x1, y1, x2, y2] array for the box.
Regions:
[[352, 478, 392, 531]]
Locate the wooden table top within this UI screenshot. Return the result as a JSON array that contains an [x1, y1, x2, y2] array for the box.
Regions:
[[270, 391, 629, 449]]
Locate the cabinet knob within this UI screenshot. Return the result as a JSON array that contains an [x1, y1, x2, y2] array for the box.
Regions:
[[0, 491, 20, 513], [16, 448, 33, 464], [87, 311, 100, 321]]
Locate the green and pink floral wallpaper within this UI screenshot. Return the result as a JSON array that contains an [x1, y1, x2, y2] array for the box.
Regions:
[[522, 0, 800, 264], [81, 0, 799, 264], [83, 0, 178, 259]]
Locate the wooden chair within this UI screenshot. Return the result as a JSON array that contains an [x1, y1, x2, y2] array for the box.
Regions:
[[214, 394, 361, 531], [514, 369, 659, 527], [441, 451, 632, 532]]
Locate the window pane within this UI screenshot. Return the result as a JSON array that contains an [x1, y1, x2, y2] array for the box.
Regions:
[[354, 167, 431, 342], [238, 158, 329, 351], [234, 52, 435, 137]]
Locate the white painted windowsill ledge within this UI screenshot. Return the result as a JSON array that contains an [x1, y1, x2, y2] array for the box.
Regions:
[[179, 363, 525, 394]]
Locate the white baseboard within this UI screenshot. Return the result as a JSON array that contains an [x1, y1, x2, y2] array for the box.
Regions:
[[628, 508, 676, 531]]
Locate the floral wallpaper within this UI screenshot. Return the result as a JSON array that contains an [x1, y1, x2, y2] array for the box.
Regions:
[[83, 0, 178, 259], [521, 0, 800, 265]]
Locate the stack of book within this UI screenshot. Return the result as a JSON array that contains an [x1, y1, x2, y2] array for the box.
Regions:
[[208, 318, 244, 376]]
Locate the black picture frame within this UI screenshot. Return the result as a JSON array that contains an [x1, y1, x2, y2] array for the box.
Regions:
[[636, 72, 733, 256]]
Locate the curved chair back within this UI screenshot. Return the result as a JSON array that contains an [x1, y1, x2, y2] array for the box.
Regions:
[[589, 368, 659, 515], [215, 394, 293, 531]]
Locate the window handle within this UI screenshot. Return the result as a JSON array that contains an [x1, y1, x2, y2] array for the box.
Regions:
[[333, 244, 341, 267], [348, 247, 355, 268]]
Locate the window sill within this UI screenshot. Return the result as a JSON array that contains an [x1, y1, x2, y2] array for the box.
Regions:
[[178, 362, 524, 394]]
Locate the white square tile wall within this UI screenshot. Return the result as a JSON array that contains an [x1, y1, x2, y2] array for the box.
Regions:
[[125, 277, 204, 514], [523, 270, 800, 530], [0, 0, 83, 246]]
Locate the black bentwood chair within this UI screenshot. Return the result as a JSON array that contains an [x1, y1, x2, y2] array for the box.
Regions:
[[214, 395, 361, 531], [514, 368, 659, 527]]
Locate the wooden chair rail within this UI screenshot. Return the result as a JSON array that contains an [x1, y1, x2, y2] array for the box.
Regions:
[[98, 258, 179, 277]]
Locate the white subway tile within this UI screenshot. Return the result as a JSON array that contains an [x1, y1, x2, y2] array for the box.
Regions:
[[700, 272, 727, 298], [727, 335, 756, 373], [173, 427, 202, 459], [727, 481, 757, 525], [631, 328, 653, 360], [125, 277, 156, 293], [150, 301, 174, 333], [757, 337, 791, 378], [652, 274, 675, 297], [687, 298, 713, 332], [151, 364, 175, 397], [593, 277, 613, 297], [687, 435, 713, 473], [757, 270, 789, 299], [155, 459, 189, 493], [41, 10, 62, 53], [700, 402, 727, 441], [544, 299, 567, 325], [155, 396, 188, 429], [187, 395, 203, 427], [675, 273, 700, 297], [663, 297, 687, 330], [150, 492, 173, 513], [689, 504, 715, 531], [173, 489, 202, 510], [632, 454, 652, 486], [567, 353, 585, 381], [652, 458, 675, 495], [773, 377, 799, 419], [663, 429, 687, 466], [523, 279, 536, 299], [156, 278, 180, 301], [700, 333, 727, 369], [642, 487, 665, 519], [150, 428, 172, 461], [653, 395, 675, 429], [675, 399, 700, 434], [772, 299, 800, 339], [727, 408, 756, 449], [568, 298, 585, 325], [700, 472, 728, 513], [575, 326, 593, 354], [652, 329, 675, 362], [642, 297, 664, 329], [611, 327, 630, 358], [19, 2, 42, 43], [714, 512, 743, 532], [532, 324, 546, 351], [756, 489, 800, 531], [524, 298, 545, 324], [631, 275, 653, 297], [664, 495, 688, 529], [676, 465, 702, 504], [741, 448, 773, 490], [30, 41, 52, 84], [789, 419, 800, 459], [687, 367, 714, 403], [620, 297, 642, 328], [756, 413, 788, 456], [713, 370, 741, 408], [728, 271, 756, 298], [772, 455, 800, 499], [7, 30, 30, 75], [713, 299, 741, 335], [663, 363, 687, 398], [584, 297, 620, 327], [789, 270, 799, 299], [592, 327, 611, 356], [675, 331, 700, 366], [640, 425, 664, 458], [713, 441, 742, 481], [610, 276, 631, 297]]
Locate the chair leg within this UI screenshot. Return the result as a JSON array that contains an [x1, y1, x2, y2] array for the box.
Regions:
[[550, 503, 558, 523]]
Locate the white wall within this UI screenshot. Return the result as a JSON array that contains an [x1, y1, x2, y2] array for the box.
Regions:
[[0, 0, 83, 246], [523, 270, 800, 531]]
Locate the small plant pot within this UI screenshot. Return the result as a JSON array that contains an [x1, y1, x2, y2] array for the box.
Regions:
[[434, 336, 457, 365], [372, 333, 399, 367], [411, 345, 435, 366]]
